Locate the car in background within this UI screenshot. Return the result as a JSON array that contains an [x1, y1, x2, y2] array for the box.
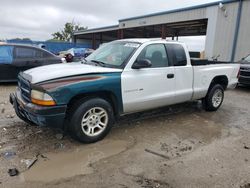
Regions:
[[59, 48, 94, 62], [84, 48, 95, 58], [0, 44, 65, 82], [238, 54, 250, 86]]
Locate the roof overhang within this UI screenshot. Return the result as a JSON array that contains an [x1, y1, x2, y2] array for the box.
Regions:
[[73, 25, 119, 35], [73, 0, 240, 37], [119, 0, 240, 22]]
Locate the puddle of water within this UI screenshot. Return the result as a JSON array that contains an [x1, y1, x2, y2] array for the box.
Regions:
[[21, 140, 128, 182]]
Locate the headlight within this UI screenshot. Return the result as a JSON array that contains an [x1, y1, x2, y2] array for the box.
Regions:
[[31, 90, 56, 106]]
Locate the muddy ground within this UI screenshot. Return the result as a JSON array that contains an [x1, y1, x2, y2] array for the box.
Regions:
[[0, 84, 250, 188]]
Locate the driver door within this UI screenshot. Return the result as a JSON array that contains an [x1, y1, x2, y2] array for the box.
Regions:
[[121, 43, 176, 114]]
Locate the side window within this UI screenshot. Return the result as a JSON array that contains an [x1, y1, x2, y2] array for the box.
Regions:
[[34, 49, 51, 58], [0, 46, 13, 64], [42, 51, 53, 58], [166, 44, 187, 66], [137, 44, 169, 68], [35, 49, 43, 58], [15, 47, 36, 59]]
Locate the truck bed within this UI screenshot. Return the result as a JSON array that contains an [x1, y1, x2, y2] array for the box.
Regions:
[[191, 59, 237, 66], [191, 60, 239, 100]]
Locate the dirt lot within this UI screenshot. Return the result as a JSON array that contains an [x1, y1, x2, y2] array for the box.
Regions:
[[0, 84, 250, 188]]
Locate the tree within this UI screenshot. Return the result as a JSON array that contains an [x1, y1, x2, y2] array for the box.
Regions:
[[52, 22, 87, 42], [8, 38, 32, 41]]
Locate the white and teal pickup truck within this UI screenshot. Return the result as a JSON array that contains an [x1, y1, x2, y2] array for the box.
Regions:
[[10, 39, 240, 143]]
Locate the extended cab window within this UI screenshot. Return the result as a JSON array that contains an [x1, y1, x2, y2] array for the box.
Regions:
[[137, 44, 169, 68], [166, 44, 187, 66], [0, 46, 13, 64]]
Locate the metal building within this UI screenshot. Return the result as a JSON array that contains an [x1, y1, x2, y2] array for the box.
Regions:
[[73, 0, 250, 62]]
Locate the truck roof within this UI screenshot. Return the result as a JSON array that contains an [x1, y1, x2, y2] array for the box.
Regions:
[[117, 38, 184, 44]]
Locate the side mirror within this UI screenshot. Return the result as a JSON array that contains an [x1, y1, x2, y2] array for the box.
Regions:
[[132, 59, 152, 69]]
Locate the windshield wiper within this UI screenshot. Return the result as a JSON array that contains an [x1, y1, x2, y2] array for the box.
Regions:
[[81, 57, 87, 64], [91, 60, 106, 67]]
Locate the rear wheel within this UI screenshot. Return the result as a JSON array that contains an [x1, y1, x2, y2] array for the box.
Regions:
[[68, 98, 114, 143], [202, 84, 224, 111]]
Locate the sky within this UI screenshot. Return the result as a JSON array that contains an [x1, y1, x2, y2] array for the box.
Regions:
[[0, 0, 219, 50]]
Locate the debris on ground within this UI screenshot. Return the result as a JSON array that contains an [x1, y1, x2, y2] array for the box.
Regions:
[[145, 149, 170, 160], [1, 108, 5, 114], [118, 183, 128, 188], [3, 151, 16, 159], [54, 143, 65, 149], [160, 140, 195, 158], [243, 144, 250, 150], [35, 130, 43, 134], [8, 168, 19, 177], [2, 127, 7, 131], [240, 183, 250, 188], [21, 157, 38, 169], [36, 153, 48, 160], [55, 133, 64, 140], [135, 176, 171, 188], [179, 146, 192, 152]]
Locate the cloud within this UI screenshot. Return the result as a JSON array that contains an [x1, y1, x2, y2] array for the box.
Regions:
[[0, 0, 218, 41]]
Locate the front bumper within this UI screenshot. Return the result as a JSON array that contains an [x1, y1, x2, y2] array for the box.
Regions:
[[10, 88, 67, 129]]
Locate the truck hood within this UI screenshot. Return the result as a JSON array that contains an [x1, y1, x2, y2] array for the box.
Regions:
[[24, 62, 122, 84], [240, 63, 250, 67]]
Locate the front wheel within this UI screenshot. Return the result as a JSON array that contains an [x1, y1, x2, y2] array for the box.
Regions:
[[69, 98, 114, 143], [202, 84, 224, 111]]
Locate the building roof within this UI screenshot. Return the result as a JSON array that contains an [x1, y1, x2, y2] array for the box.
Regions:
[[74, 0, 239, 36], [119, 0, 239, 22], [74, 25, 119, 35]]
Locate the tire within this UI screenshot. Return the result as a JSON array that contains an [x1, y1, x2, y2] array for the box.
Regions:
[[68, 98, 114, 143], [202, 84, 224, 111]]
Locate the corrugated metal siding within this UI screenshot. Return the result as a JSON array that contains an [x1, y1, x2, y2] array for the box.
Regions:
[[120, 8, 207, 28], [205, 6, 219, 59], [212, 2, 238, 61], [74, 25, 119, 35], [235, 0, 250, 61]]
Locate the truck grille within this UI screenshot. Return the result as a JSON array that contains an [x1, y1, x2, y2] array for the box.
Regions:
[[240, 68, 250, 77], [18, 74, 31, 103]]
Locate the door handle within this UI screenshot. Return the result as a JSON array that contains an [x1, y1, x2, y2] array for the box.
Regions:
[[167, 74, 174, 79]]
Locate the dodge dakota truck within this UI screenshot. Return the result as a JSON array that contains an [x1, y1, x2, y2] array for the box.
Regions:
[[10, 39, 240, 143]]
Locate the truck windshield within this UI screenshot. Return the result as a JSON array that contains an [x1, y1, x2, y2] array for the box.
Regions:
[[86, 41, 140, 68]]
